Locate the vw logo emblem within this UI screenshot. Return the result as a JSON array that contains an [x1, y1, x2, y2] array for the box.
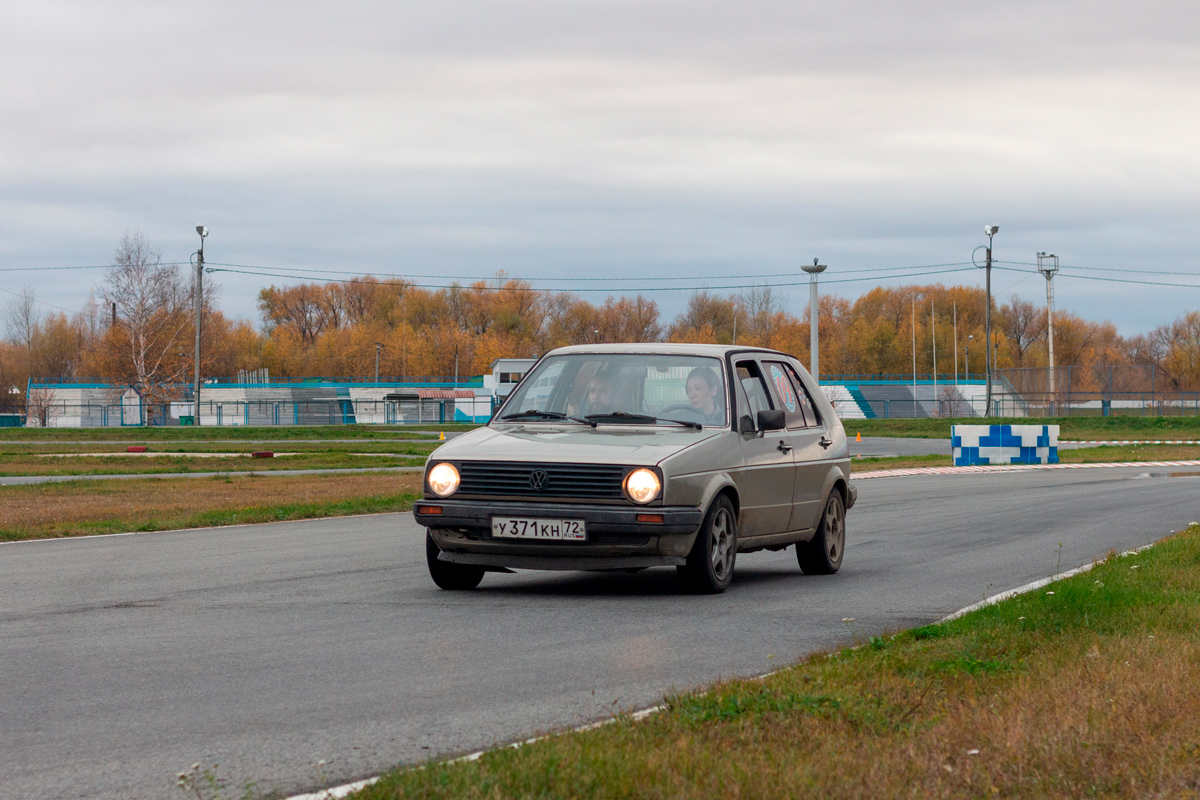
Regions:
[[528, 469, 550, 491]]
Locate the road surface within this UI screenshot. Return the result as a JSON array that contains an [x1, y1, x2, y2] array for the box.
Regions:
[[3, 465, 1198, 799]]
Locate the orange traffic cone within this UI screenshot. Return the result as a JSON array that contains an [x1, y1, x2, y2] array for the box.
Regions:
[[856, 432, 862, 442]]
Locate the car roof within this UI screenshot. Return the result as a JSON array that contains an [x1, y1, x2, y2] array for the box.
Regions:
[[544, 343, 789, 358]]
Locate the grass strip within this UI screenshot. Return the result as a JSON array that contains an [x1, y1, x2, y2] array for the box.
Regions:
[[849, 416, 1200, 440], [357, 525, 1200, 800], [0, 452, 426, 477], [852, 443, 1200, 472], [0, 473, 422, 541], [0, 423, 477, 442]]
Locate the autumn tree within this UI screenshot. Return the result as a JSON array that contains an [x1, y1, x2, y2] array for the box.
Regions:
[[102, 231, 210, 402]]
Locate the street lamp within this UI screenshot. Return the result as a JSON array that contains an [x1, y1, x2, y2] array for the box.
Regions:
[[1037, 252, 1060, 409], [974, 225, 999, 416], [193, 226, 207, 426], [801, 258, 827, 381]]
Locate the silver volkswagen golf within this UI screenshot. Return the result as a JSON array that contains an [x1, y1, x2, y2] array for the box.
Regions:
[[413, 344, 855, 593]]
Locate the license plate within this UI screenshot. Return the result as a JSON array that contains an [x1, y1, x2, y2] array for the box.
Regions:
[[491, 517, 587, 541]]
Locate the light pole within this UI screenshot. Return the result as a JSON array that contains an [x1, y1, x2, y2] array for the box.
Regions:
[[801, 258, 827, 381], [974, 225, 999, 417], [1037, 252, 1059, 409], [375, 342, 382, 383], [193, 226, 207, 426]]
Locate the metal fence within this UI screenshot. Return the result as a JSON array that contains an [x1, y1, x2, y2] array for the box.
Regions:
[[23, 397, 498, 428]]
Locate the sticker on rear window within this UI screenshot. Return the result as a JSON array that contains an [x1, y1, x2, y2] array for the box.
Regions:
[[769, 365, 797, 413]]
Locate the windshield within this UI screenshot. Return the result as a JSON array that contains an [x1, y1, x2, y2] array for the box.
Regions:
[[499, 353, 729, 427]]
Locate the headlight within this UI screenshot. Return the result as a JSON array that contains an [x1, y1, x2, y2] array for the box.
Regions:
[[427, 462, 460, 498], [624, 468, 661, 504]]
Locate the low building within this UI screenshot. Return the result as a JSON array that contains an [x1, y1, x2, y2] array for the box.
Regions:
[[483, 358, 538, 404]]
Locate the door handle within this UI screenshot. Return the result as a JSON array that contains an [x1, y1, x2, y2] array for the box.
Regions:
[[819, 437, 833, 449], [777, 440, 793, 453]]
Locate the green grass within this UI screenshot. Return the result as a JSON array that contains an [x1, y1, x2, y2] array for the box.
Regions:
[[851, 444, 1200, 472], [850, 416, 1200, 439], [0, 423, 478, 442], [0, 451, 427, 477], [354, 525, 1200, 800]]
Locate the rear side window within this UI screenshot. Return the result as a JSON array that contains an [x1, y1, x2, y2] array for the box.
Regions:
[[780, 361, 822, 427], [735, 362, 774, 419], [763, 361, 807, 428]]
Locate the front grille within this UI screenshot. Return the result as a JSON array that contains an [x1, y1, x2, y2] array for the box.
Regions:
[[457, 461, 627, 501]]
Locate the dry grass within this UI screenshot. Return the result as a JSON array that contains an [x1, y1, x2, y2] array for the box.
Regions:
[[360, 526, 1200, 800], [0, 472, 423, 541]]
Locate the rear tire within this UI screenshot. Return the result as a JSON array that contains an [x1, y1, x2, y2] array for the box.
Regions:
[[677, 495, 737, 594], [797, 490, 845, 575], [426, 531, 485, 590]]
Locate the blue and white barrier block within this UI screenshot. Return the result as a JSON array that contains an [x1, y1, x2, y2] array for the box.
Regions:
[[952, 424, 1059, 466]]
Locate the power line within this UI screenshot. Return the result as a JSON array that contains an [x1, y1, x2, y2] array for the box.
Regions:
[[992, 265, 1200, 290], [0, 259, 976, 281], [0, 263, 188, 273], [996, 260, 1200, 278], [0, 285, 81, 314], [206, 265, 981, 293], [204, 260, 977, 282]]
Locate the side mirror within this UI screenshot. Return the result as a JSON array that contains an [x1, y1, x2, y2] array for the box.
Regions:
[[738, 415, 756, 435], [757, 409, 786, 431]]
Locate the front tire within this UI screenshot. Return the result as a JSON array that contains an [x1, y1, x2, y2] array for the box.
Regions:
[[426, 531, 485, 590], [677, 495, 737, 594], [797, 490, 845, 575]]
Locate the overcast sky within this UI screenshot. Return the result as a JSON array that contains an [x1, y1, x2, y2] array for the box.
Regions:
[[2, 0, 1198, 333]]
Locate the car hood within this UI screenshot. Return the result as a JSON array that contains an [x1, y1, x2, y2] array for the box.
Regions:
[[427, 424, 723, 466]]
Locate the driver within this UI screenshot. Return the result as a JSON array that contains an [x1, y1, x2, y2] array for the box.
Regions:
[[584, 370, 620, 415], [685, 366, 725, 424]]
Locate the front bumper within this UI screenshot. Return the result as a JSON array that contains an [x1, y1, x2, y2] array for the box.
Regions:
[[413, 498, 704, 569]]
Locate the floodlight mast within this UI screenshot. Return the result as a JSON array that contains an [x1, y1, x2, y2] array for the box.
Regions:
[[193, 226, 207, 426], [1037, 252, 1060, 403], [801, 258, 827, 381]]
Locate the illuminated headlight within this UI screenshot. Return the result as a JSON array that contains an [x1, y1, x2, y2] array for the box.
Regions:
[[427, 462, 460, 498], [624, 468, 661, 504]]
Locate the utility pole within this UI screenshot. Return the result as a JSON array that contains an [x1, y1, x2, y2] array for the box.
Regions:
[[911, 295, 917, 417], [1037, 252, 1060, 409], [953, 301, 958, 386], [193, 226, 207, 426], [966, 335, 973, 382], [931, 300, 937, 416], [978, 225, 999, 417], [454, 346, 459, 384], [801, 258, 827, 381], [375, 342, 381, 383]]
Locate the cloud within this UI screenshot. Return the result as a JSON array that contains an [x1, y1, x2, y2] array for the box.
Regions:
[[1, 0, 1198, 332]]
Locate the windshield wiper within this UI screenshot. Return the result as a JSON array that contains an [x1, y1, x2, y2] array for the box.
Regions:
[[500, 410, 596, 427], [584, 412, 703, 430]]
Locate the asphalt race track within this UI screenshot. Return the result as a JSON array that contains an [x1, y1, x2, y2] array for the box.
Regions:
[[4, 466, 1199, 799]]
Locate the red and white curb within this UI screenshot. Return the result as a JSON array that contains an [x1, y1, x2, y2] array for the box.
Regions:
[[853, 459, 1200, 480], [284, 528, 1192, 800]]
